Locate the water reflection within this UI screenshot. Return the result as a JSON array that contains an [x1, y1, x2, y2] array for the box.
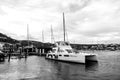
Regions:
[[50, 60, 99, 71], [0, 61, 5, 64], [46, 60, 99, 80], [0, 51, 120, 80], [85, 62, 98, 71], [0, 57, 99, 80]]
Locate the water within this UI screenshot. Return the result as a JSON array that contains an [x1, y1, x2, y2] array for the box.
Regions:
[[0, 51, 120, 80]]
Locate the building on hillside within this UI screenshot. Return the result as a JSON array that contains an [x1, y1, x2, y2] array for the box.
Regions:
[[0, 42, 4, 50], [2, 43, 15, 53], [22, 45, 38, 55]]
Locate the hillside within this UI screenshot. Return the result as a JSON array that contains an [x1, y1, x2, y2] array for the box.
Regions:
[[1, 32, 120, 51], [0, 32, 53, 48], [20, 40, 53, 48], [0, 33, 19, 43]]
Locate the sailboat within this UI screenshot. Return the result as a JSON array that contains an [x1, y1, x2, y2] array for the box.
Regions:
[[46, 13, 97, 64]]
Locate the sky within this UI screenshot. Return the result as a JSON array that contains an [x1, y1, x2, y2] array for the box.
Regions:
[[0, 0, 120, 44]]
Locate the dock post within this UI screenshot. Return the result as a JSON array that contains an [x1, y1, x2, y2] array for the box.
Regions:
[[8, 52, 11, 62], [39, 49, 41, 56], [19, 48, 22, 59], [25, 49, 28, 58], [43, 49, 44, 53]]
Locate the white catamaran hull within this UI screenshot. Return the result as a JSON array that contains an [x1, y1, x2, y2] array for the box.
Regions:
[[46, 53, 97, 64]]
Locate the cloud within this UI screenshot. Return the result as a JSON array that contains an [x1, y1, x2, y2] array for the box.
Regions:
[[0, 0, 120, 44], [63, 0, 120, 43]]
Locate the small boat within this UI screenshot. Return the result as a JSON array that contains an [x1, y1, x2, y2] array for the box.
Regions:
[[46, 41, 97, 64], [0, 50, 5, 61], [46, 13, 97, 64]]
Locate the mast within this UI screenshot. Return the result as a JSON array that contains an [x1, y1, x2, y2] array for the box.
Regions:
[[51, 25, 54, 43], [63, 12, 66, 42], [27, 24, 29, 47], [42, 30, 44, 43]]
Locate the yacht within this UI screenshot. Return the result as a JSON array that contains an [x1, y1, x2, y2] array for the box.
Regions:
[[46, 41, 97, 64], [46, 13, 97, 64]]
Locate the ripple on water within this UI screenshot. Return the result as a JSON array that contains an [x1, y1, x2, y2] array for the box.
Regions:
[[0, 52, 120, 80]]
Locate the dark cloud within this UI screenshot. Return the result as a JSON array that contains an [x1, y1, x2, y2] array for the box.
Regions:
[[68, 0, 91, 13]]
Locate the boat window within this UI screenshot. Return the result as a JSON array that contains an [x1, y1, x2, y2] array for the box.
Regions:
[[58, 42, 60, 45], [65, 42, 69, 45], [59, 54, 62, 56], [58, 49, 64, 52], [73, 49, 79, 53], [58, 47, 64, 52], [60, 42, 65, 46], [52, 49, 56, 53], [66, 49, 73, 53], [64, 55, 69, 57]]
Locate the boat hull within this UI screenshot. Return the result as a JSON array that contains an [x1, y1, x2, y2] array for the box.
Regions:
[[46, 53, 97, 64]]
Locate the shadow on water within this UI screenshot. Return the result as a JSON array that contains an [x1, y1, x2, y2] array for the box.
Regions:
[[47, 59, 99, 72], [0, 59, 5, 64], [45, 60, 99, 80], [1, 51, 120, 80], [0, 56, 99, 80], [0, 61, 5, 64], [85, 61, 98, 71]]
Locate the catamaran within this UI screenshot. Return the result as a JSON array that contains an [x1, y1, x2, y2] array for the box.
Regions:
[[46, 13, 97, 64]]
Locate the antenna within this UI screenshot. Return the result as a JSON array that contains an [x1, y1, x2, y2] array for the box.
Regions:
[[63, 12, 66, 42]]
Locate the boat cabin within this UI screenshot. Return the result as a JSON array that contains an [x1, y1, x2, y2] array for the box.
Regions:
[[55, 41, 70, 47], [51, 41, 74, 54]]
